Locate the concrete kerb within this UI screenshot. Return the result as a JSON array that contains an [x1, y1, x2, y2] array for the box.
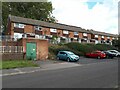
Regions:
[[1, 61, 81, 76]]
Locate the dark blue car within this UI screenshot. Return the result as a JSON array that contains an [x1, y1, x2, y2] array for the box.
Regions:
[[57, 51, 80, 62]]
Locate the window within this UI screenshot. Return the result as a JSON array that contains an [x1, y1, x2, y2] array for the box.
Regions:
[[14, 23, 19, 28], [34, 26, 42, 31], [50, 28, 57, 33], [95, 35, 98, 38], [14, 23, 25, 28], [60, 52, 66, 55], [74, 32, 78, 35], [83, 33, 87, 36], [102, 36, 104, 38], [63, 30, 69, 34], [14, 33, 23, 40], [112, 37, 115, 40], [19, 24, 24, 28]]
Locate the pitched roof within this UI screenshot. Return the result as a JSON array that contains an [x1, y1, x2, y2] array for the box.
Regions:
[[8, 15, 117, 37], [88, 30, 117, 37], [9, 15, 89, 33]]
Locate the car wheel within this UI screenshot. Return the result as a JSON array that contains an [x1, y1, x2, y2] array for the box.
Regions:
[[67, 58, 70, 62], [97, 56, 101, 59], [111, 57, 113, 59], [106, 55, 109, 58], [57, 57, 60, 60]]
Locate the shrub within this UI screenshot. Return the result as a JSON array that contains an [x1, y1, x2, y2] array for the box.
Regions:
[[48, 42, 117, 60]]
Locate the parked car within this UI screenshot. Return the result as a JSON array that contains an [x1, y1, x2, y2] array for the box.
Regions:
[[103, 51, 116, 59], [107, 50, 120, 57], [85, 51, 106, 59], [57, 51, 80, 62]]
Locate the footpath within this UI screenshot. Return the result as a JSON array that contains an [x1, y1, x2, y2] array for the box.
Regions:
[[1, 60, 81, 76]]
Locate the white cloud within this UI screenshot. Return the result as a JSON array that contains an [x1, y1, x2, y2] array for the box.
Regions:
[[50, 0, 119, 34]]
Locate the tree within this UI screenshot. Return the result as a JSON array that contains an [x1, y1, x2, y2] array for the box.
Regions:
[[2, 2, 56, 34], [112, 34, 120, 51], [112, 39, 118, 48]]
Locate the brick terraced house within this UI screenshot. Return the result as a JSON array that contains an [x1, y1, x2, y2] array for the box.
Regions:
[[5, 15, 117, 45], [1, 15, 118, 60]]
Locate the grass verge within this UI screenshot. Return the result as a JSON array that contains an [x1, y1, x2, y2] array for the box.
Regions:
[[0, 60, 39, 69]]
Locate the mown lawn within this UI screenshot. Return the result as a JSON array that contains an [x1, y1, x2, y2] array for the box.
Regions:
[[0, 60, 39, 69]]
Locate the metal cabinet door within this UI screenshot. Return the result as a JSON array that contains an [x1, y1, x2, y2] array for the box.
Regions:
[[26, 42, 36, 60]]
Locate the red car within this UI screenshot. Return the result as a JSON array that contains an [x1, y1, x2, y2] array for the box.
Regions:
[[85, 51, 106, 59]]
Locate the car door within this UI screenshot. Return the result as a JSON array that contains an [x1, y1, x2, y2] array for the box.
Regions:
[[91, 52, 95, 57], [92, 52, 98, 58], [62, 52, 67, 60], [59, 52, 66, 60], [59, 52, 63, 59]]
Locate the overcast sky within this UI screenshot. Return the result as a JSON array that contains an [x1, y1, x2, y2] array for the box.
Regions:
[[49, 0, 119, 34]]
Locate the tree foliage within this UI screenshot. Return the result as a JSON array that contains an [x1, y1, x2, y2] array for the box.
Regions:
[[112, 34, 120, 51], [2, 2, 56, 33]]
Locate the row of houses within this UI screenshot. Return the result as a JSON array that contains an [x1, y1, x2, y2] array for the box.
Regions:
[[4, 15, 118, 45], [1, 15, 118, 60]]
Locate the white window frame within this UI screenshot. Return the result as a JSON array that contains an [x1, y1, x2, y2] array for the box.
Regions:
[[102, 36, 104, 38], [50, 28, 57, 33], [112, 37, 115, 40], [35, 35, 40, 39], [74, 32, 79, 35], [83, 33, 87, 36], [19, 24, 25, 28], [14, 23, 25, 28], [95, 35, 98, 38], [14, 23, 19, 28], [63, 30, 69, 34], [34, 26, 42, 31], [74, 37, 77, 40], [107, 36, 110, 39], [14, 33, 23, 40]]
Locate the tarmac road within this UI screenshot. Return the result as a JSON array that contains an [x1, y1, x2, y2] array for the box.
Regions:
[[2, 58, 118, 88]]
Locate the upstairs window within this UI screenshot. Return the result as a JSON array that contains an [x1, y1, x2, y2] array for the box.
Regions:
[[95, 35, 98, 38], [107, 36, 110, 39], [112, 37, 115, 40], [50, 28, 57, 33], [102, 36, 104, 38], [74, 32, 79, 35], [14, 23, 25, 28], [63, 30, 69, 34], [34, 26, 42, 31], [83, 33, 87, 36]]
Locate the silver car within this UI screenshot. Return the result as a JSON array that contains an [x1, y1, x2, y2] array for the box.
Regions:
[[107, 50, 120, 57]]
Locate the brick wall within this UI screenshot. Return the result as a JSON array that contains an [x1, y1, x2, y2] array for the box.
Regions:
[[24, 25, 34, 33], [79, 33, 83, 38], [104, 36, 107, 41], [98, 35, 102, 41], [57, 29, 63, 36], [2, 53, 24, 60], [87, 33, 92, 39], [21, 38, 48, 60], [42, 28, 50, 35], [110, 37, 112, 41], [69, 31, 74, 38]]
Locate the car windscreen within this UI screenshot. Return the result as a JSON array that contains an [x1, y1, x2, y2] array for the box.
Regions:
[[67, 52, 75, 55]]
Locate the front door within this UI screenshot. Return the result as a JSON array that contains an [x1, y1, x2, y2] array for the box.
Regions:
[[26, 42, 36, 60]]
